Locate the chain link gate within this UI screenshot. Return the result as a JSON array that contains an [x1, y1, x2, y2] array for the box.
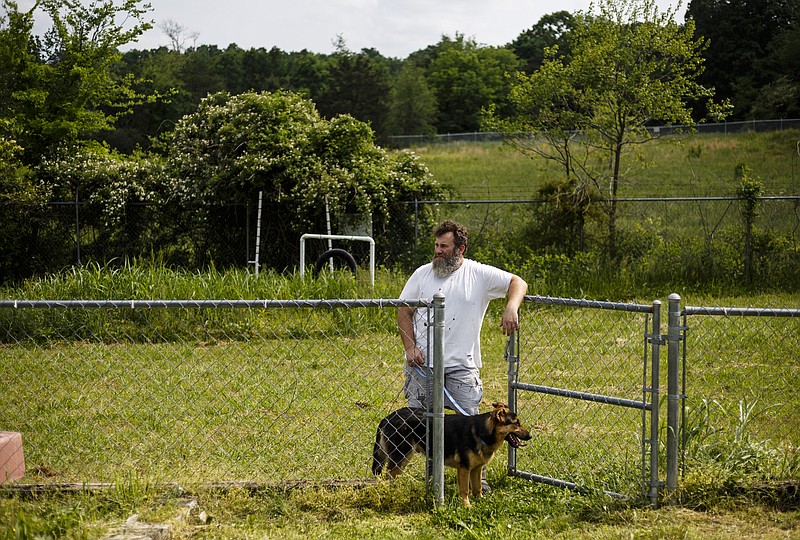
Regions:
[[506, 296, 662, 504]]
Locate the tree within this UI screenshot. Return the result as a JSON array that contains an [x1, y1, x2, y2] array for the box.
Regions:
[[0, 1, 44, 162], [239, 46, 292, 92], [285, 49, 328, 100], [0, 0, 165, 278], [426, 34, 520, 133], [316, 40, 392, 143], [749, 2, 800, 118], [0, 0, 157, 168], [686, 0, 796, 119], [179, 44, 226, 103], [159, 18, 198, 53], [488, 0, 730, 260], [108, 47, 187, 152], [509, 11, 575, 74], [386, 63, 437, 137]]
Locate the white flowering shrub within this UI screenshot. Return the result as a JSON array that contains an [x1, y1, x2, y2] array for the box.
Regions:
[[28, 143, 172, 272], [38, 143, 166, 228], [165, 90, 444, 268]]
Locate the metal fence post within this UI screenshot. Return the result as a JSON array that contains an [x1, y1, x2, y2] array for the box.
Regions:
[[431, 293, 445, 506], [666, 293, 682, 502], [648, 300, 662, 507], [74, 188, 81, 265], [506, 332, 519, 474]]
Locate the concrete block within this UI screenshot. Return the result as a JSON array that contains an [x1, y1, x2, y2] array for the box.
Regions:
[[0, 431, 25, 483]]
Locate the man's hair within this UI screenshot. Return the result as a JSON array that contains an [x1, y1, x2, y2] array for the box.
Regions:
[[434, 220, 468, 251]]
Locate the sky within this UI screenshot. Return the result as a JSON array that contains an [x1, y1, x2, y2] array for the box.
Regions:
[[18, 0, 688, 59]]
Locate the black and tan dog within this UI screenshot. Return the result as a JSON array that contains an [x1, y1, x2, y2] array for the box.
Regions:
[[372, 402, 531, 506]]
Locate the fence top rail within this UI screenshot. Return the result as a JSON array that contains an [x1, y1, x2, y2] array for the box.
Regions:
[[524, 295, 653, 313], [683, 305, 800, 317], [398, 195, 800, 205], [29, 196, 800, 208], [0, 298, 431, 310]]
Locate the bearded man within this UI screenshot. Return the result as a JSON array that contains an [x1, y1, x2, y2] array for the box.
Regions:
[[397, 219, 528, 490]]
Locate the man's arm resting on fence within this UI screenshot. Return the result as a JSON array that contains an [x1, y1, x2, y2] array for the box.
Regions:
[[501, 275, 528, 336]]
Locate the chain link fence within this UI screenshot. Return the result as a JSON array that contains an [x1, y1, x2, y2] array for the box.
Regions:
[[0, 299, 427, 487], [679, 303, 800, 467], [388, 119, 800, 147], [509, 296, 658, 500], [507, 296, 800, 503], [2, 295, 797, 505], [3, 194, 799, 286]]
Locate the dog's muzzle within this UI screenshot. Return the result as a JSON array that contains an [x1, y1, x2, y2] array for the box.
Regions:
[[505, 433, 528, 448]]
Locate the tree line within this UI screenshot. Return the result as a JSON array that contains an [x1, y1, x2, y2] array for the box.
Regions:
[[109, 0, 799, 151]]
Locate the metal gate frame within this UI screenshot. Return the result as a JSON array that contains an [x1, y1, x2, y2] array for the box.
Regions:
[[506, 295, 664, 506]]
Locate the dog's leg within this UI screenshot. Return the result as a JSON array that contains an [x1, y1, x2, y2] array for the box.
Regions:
[[371, 427, 387, 476], [457, 467, 472, 507], [470, 466, 484, 499]]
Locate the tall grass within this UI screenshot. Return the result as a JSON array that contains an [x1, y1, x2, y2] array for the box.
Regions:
[[681, 398, 800, 510], [0, 262, 407, 342], [9, 260, 402, 300]]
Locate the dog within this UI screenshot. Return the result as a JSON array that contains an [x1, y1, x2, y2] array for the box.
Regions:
[[372, 402, 532, 506]]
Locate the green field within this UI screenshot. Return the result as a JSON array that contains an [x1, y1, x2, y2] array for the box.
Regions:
[[416, 131, 800, 199], [2, 130, 799, 538], [392, 130, 800, 299]]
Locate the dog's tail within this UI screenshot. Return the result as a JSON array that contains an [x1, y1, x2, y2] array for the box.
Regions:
[[372, 422, 387, 476]]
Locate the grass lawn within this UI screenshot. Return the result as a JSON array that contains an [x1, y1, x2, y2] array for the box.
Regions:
[[1, 128, 799, 537], [1, 289, 797, 538]]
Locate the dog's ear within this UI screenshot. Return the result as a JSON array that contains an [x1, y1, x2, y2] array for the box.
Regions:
[[491, 402, 509, 415], [490, 402, 511, 425], [491, 406, 507, 423]]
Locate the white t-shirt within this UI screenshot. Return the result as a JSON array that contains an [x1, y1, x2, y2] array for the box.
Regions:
[[400, 258, 513, 370]]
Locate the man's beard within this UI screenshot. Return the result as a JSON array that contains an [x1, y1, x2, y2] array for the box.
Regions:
[[432, 252, 463, 278]]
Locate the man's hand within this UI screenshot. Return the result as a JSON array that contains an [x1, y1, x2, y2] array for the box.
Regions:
[[500, 306, 520, 336], [405, 345, 425, 366], [398, 306, 424, 365]]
